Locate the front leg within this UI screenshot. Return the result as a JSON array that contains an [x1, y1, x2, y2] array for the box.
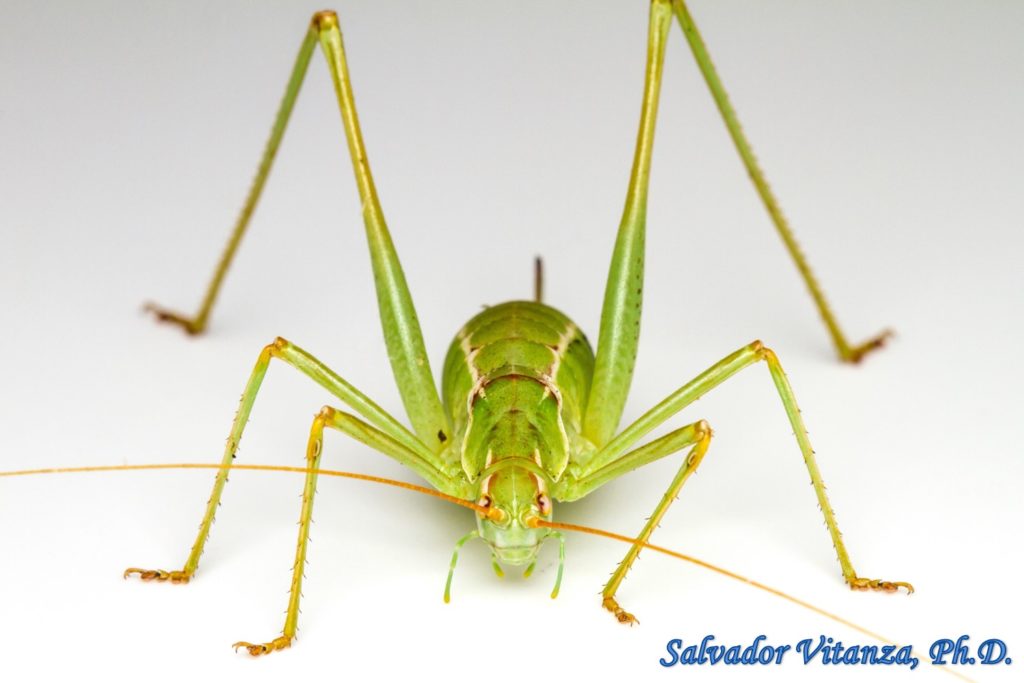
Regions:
[[585, 421, 713, 624], [233, 406, 423, 656]]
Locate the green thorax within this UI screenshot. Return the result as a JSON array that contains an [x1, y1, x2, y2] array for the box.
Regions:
[[441, 301, 594, 487]]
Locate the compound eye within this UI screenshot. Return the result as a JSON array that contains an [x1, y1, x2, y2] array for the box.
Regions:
[[476, 494, 508, 524], [536, 493, 551, 516]]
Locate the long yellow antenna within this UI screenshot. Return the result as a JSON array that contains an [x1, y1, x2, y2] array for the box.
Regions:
[[1, 462, 971, 682], [0, 462, 491, 516]]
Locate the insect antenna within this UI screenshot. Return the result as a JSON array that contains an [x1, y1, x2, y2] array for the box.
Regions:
[[1, 463, 972, 682], [0, 462, 495, 516]]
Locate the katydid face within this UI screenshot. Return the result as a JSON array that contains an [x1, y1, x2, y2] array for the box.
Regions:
[[475, 466, 554, 566]]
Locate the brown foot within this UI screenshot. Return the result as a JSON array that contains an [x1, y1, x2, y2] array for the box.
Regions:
[[123, 567, 192, 584], [847, 575, 914, 594], [840, 329, 894, 364], [233, 635, 293, 657], [143, 302, 204, 335], [602, 596, 639, 626]]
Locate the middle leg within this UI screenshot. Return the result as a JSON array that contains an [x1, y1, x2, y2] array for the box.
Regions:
[[125, 337, 464, 587], [579, 340, 912, 617]]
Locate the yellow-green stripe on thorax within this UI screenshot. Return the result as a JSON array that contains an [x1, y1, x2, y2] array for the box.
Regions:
[[442, 301, 594, 492]]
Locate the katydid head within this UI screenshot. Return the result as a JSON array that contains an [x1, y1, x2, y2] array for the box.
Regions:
[[475, 466, 554, 566]]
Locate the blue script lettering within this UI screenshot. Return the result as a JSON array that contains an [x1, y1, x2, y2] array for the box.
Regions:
[[798, 635, 917, 669], [660, 639, 682, 667], [930, 635, 972, 665], [978, 639, 1008, 665], [659, 636, 789, 666]]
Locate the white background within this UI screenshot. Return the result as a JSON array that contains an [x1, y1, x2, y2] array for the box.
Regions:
[[1, 2, 1021, 682]]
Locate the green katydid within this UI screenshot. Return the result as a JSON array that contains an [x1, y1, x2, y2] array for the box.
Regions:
[[103, 1, 909, 655]]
